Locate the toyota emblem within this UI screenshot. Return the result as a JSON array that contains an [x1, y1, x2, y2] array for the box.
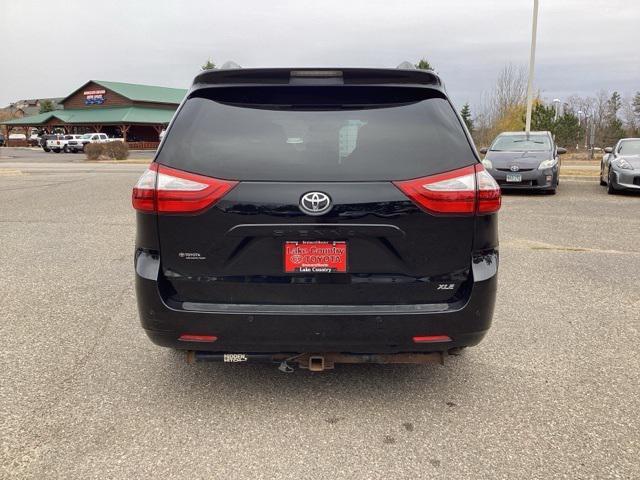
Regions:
[[510, 165, 520, 172], [299, 191, 332, 216]]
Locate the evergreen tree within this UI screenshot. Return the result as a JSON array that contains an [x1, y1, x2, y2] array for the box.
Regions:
[[553, 112, 581, 149], [632, 92, 640, 120], [529, 102, 555, 132], [201, 58, 216, 70], [39, 99, 55, 114], [602, 118, 626, 147], [460, 103, 473, 134], [607, 91, 622, 117], [415, 58, 433, 70], [601, 91, 625, 146]]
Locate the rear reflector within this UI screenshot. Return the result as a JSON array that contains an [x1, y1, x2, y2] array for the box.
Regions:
[[178, 334, 218, 343], [393, 164, 501, 215], [132, 163, 238, 214], [412, 335, 452, 344]]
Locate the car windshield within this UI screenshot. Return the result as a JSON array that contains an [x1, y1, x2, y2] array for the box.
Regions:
[[490, 134, 551, 152], [81, 134, 92, 139], [619, 140, 640, 155]]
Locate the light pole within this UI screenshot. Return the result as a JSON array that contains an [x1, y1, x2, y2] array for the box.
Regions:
[[589, 121, 596, 159], [525, 0, 540, 135], [553, 98, 561, 121], [577, 110, 584, 150], [584, 114, 590, 150]]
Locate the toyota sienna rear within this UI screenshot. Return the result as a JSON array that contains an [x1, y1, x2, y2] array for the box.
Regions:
[[133, 65, 501, 370]]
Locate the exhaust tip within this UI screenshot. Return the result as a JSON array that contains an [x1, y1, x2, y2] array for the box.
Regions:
[[308, 356, 325, 372]]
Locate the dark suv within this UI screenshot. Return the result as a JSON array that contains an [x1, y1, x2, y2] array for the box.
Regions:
[[133, 66, 501, 370]]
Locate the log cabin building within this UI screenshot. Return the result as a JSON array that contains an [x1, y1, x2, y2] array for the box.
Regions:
[[1, 80, 187, 148]]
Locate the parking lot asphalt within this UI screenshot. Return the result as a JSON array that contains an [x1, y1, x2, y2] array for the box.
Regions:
[[1, 157, 639, 479]]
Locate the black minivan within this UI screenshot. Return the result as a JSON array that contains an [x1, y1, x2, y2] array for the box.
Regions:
[[133, 66, 501, 370]]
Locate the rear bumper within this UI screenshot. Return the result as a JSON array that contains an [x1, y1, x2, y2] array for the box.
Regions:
[[135, 250, 498, 354]]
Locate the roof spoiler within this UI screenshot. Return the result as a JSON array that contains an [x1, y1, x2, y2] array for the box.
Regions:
[[193, 64, 441, 88]]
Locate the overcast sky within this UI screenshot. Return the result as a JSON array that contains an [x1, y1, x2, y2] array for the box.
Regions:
[[1, 0, 638, 111]]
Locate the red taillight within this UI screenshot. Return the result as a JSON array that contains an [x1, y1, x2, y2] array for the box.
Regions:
[[393, 164, 501, 215], [412, 335, 452, 344], [132, 163, 158, 212], [475, 165, 502, 214], [132, 164, 238, 214], [178, 334, 218, 343]]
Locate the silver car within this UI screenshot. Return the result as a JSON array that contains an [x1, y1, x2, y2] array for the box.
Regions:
[[600, 138, 640, 194]]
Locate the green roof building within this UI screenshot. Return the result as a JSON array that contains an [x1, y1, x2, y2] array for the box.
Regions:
[[1, 80, 188, 148]]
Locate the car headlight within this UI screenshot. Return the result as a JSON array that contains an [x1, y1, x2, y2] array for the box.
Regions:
[[481, 159, 493, 170], [538, 159, 557, 170], [617, 158, 634, 170]]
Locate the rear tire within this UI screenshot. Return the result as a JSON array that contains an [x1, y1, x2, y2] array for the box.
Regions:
[[600, 166, 607, 186], [62, 145, 68, 153], [43, 147, 51, 152]]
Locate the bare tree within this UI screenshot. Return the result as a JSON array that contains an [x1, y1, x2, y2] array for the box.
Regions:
[[491, 63, 528, 121], [473, 64, 528, 146], [566, 94, 595, 118], [592, 90, 610, 146], [621, 96, 639, 135]]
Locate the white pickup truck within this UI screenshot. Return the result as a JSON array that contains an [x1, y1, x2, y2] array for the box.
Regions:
[[46, 134, 84, 153], [67, 133, 123, 153]]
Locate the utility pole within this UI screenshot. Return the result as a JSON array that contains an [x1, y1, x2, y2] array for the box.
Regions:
[[584, 115, 590, 150], [525, 0, 539, 135], [589, 121, 596, 159], [553, 98, 561, 121]]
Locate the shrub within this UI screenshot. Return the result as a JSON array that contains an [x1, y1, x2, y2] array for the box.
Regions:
[[84, 143, 104, 160], [84, 141, 129, 160], [103, 141, 129, 160]]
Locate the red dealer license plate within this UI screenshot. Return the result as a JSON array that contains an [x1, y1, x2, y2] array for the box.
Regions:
[[284, 241, 347, 273]]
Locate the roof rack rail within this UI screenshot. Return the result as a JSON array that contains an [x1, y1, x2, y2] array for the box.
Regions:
[[396, 61, 416, 70], [220, 61, 242, 70]]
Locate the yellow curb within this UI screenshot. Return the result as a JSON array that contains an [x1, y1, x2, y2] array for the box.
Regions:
[[559, 169, 599, 177], [83, 159, 153, 164], [0, 168, 23, 176]]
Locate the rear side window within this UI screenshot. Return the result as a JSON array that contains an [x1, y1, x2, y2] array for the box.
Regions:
[[157, 87, 476, 181]]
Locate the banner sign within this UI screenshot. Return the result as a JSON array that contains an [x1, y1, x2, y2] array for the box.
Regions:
[[84, 89, 106, 105]]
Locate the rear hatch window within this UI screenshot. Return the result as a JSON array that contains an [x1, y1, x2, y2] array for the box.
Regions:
[[157, 87, 476, 181]]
